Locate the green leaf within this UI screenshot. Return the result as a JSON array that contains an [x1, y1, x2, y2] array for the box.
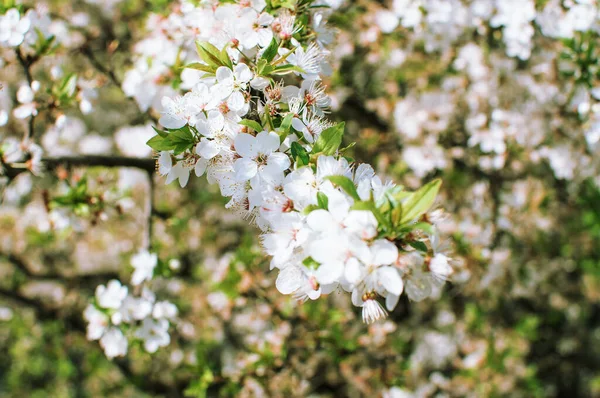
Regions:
[[325, 175, 360, 201], [290, 142, 309, 167], [261, 104, 274, 130], [339, 142, 356, 154], [351, 201, 391, 232], [311, 122, 345, 156], [391, 203, 402, 227], [59, 73, 78, 98], [239, 119, 263, 132], [220, 45, 233, 69], [302, 256, 320, 269], [409, 241, 428, 253], [404, 222, 435, 235], [185, 62, 216, 74], [152, 126, 169, 138], [317, 192, 329, 210], [302, 204, 320, 215], [272, 64, 304, 75], [256, 58, 274, 76], [196, 41, 225, 68], [168, 126, 196, 155], [399, 179, 442, 225], [261, 37, 279, 63], [146, 135, 174, 152], [280, 113, 294, 132]]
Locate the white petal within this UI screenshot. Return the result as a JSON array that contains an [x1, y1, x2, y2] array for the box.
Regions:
[[344, 257, 362, 284], [378, 267, 403, 296], [234, 133, 258, 158], [158, 152, 172, 175], [216, 66, 233, 82], [227, 90, 245, 111], [250, 76, 270, 90], [159, 114, 186, 129], [351, 288, 364, 307], [267, 152, 291, 171], [315, 261, 343, 285], [196, 139, 220, 159], [275, 266, 302, 295], [234, 63, 253, 83], [177, 167, 190, 188], [371, 240, 398, 266], [385, 293, 400, 311], [195, 158, 208, 177], [255, 131, 280, 154], [233, 158, 258, 181], [306, 209, 335, 231]]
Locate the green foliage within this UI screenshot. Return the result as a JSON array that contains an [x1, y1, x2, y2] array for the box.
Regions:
[[147, 125, 197, 154], [290, 141, 309, 167], [560, 31, 600, 88], [310, 122, 345, 156], [239, 119, 263, 133], [51, 73, 78, 107], [261, 38, 279, 63], [325, 175, 360, 201], [396, 179, 442, 225]]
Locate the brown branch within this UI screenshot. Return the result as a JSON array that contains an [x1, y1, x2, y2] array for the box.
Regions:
[[0, 251, 119, 282], [4, 155, 156, 179], [15, 47, 37, 140], [142, 171, 154, 251]]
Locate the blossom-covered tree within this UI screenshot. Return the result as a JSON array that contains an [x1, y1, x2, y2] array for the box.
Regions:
[[1, 0, 599, 396]]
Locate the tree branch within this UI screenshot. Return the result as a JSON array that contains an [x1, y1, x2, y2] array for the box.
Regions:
[[0, 251, 119, 282], [4, 155, 155, 179], [15, 47, 37, 140]]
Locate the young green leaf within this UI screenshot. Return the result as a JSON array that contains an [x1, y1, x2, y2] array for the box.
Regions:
[[325, 175, 360, 201], [261, 37, 279, 63], [280, 113, 294, 132], [311, 122, 345, 156], [409, 241, 429, 253], [317, 192, 329, 210], [351, 200, 391, 232], [272, 64, 304, 75], [185, 62, 216, 74], [146, 135, 174, 152], [239, 119, 263, 132], [196, 41, 225, 68], [219, 45, 233, 69], [291, 142, 309, 166], [399, 179, 442, 225], [302, 204, 320, 215]]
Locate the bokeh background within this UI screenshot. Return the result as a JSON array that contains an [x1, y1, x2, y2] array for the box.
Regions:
[[1, 0, 600, 397]]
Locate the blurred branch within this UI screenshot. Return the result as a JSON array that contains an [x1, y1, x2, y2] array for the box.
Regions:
[[15, 47, 37, 140], [80, 45, 121, 88], [78, 43, 159, 124], [4, 155, 155, 179], [0, 251, 119, 282], [142, 171, 154, 251], [343, 97, 389, 131]]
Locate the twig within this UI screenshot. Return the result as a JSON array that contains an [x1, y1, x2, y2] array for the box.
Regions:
[[15, 47, 37, 140], [142, 171, 154, 251], [79, 44, 159, 124], [0, 251, 119, 282], [4, 155, 156, 179]]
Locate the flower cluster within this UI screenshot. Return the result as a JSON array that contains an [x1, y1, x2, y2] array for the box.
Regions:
[[375, 0, 599, 60], [143, 0, 452, 326], [83, 251, 178, 359]]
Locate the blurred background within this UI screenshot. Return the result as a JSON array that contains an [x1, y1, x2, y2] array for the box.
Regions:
[[1, 0, 600, 397]]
